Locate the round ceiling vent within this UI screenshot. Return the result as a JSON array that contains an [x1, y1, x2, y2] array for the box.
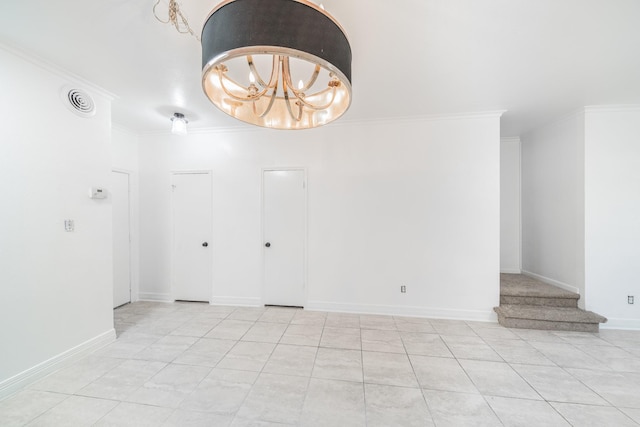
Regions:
[[60, 86, 96, 117]]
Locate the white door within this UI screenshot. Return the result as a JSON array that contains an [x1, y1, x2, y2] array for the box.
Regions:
[[263, 169, 306, 307], [172, 172, 213, 302], [112, 171, 131, 308]]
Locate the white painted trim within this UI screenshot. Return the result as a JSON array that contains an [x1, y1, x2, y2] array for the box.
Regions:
[[0, 329, 115, 401], [521, 270, 580, 295], [210, 297, 262, 307], [141, 110, 507, 137], [600, 318, 640, 331], [0, 41, 115, 100], [584, 105, 640, 114], [138, 292, 173, 302], [111, 124, 140, 137], [305, 301, 497, 322], [500, 269, 522, 274]]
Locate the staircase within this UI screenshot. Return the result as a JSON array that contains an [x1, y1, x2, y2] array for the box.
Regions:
[[494, 274, 607, 333]]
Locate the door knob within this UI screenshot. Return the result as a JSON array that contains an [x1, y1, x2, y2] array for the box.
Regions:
[[202, 242, 208, 247], [265, 242, 271, 248]]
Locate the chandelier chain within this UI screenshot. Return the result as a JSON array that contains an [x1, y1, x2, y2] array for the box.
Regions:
[[153, 0, 200, 41]]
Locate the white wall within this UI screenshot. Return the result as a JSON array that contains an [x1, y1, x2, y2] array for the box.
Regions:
[[0, 46, 114, 396], [111, 126, 140, 302], [520, 112, 585, 300], [500, 137, 521, 273], [138, 114, 502, 320], [584, 107, 640, 328]]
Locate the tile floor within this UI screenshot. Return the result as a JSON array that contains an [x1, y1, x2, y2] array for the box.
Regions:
[[2, 301, 640, 426]]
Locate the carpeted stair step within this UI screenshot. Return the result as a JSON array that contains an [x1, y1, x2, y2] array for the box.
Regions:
[[500, 273, 579, 307], [494, 304, 608, 333]]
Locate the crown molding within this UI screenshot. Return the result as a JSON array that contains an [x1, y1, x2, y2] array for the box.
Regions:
[[139, 110, 506, 137], [0, 39, 116, 101], [583, 104, 640, 114]]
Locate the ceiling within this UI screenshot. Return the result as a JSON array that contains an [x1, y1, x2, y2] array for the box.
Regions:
[[1, 0, 639, 137]]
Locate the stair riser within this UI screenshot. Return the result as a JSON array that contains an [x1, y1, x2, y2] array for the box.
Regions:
[[496, 315, 599, 333], [500, 296, 578, 308]]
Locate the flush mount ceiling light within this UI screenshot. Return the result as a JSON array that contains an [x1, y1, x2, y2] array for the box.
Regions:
[[171, 113, 188, 135], [201, 0, 352, 130]]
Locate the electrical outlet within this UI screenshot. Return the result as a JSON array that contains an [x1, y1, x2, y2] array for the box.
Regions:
[[64, 219, 74, 232], [629, 296, 635, 305], [401, 285, 406, 293]]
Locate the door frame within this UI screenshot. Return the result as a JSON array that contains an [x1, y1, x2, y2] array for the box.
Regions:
[[112, 168, 137, 304], [170, 170, 214, 303], [260, 167, 308, 307]]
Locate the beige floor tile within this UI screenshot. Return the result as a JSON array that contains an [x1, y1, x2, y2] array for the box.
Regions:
[[441, 335, 503, 362], [361, 329, 405, 353], [400, 332, 454, 357], [362, 351, 418, 387], [312, 347, 363, 383], [172, 337, 236, 367], [236, 373, 309, 424], [30, 356, 123, 394], [485, 396, 570, 426], [78, 359, 166, 400], [126, 364, 211, 408], [423, 390, 502, 426], [217, 341, 276, 372], [163, 410, 233, 427], [262, 344, 317, 377], [180, 368, 258, 415], [94, 402, 173, 426], [205, 320, 254, 340], [280, 324, 323, 346], [459, 359, 541, 400], [241, 322, 288, 343], [27, 396, 118, 427], [511, 364, 609, 405], [300, 378, 365, 427], [410, 355, 478, 393], [365, 383, 433, 427], [550, 402, 638, 427], [0, 390, 68, 427], [320, 326, 361, 350]]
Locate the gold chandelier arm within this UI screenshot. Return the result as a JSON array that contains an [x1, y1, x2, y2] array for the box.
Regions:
[[152, 0, 170, 23], [253, 83, 279, 118], [282, 69, 303, 122], [282, 58, 338, 111], [247, 56, 271, 88], [301, 64, 321, 92], [218, 71, 270, 102], [153, 0, 200, 40]]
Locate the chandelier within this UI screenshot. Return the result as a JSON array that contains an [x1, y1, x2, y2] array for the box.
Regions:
[[201, 0, 352, 130]]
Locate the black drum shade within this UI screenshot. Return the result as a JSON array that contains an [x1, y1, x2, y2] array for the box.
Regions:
[[201, 0, 352, 130]]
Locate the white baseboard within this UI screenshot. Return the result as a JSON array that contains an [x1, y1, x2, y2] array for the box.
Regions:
[[521, 270, 580, 295], [500, 269, 522, 274], [138, 292, 173, 302], [305, 301, 497, 322], [599, 318, 640, 331], [0, 329, 116, 401], [210, 296, 262, 307]]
